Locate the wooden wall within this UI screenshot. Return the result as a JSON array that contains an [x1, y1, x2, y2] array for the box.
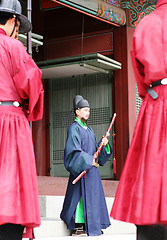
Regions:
[[32, 1, 136, 181]]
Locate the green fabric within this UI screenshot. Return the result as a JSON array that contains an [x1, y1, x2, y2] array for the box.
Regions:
[[105, 143, 110, 154], [75, 117, 110, 153], [75, 196, 85, 223], [75, 117, 87, 129]]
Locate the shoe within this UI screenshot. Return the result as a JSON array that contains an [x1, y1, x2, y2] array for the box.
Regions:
[[71, 226, 87, 237]]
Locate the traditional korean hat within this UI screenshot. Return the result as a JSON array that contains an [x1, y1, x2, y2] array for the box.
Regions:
[[73, 95, 90, 110], [0, 0, 32, 33], [73, 95, 83, 110], [62, 95, 90, 126]]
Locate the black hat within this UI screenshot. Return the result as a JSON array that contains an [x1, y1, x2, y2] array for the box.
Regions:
[[73, 95, 83, 110], [73, 95, 90, 110], [0, 0, 32, 33], [62, 95, 90, 126]]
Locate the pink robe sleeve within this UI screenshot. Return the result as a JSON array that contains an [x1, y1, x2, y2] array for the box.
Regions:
[[131, 13, 165, 99], [131, 36, 147, 100], [12, 41, 44, 121]]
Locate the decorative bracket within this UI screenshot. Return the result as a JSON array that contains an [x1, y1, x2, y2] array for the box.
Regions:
[[121, 0, 156, 28]]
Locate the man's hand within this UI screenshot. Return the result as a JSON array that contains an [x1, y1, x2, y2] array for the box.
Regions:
[[102, 136, 108, 146], [92, 155, 99, 167]]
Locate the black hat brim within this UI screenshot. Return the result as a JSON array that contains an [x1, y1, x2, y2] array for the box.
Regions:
[[0, 8, 32, 33], [17, 14, 32, 34]]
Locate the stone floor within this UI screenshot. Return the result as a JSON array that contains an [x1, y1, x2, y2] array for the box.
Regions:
[[24, 233, 136, 240]]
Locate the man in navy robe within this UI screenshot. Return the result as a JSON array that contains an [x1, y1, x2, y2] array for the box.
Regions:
[[60, 95, 112, 236]]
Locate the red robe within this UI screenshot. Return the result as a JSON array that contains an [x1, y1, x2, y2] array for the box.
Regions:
[[111, 0, 167, 225], [0, 29, 44, 238]]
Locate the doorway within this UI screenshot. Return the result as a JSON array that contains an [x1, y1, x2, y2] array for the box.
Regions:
[[49, 72, 114, 178]]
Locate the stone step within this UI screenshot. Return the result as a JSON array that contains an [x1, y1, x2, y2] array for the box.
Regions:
[[34, 218, 70, 238], [34, 218, 136, 238], [36, 196, 136, 238], [32, 234, 136, 240]]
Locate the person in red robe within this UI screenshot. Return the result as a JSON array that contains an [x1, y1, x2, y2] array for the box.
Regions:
[[0, 0, 44, 239], [110, 0, 167, 239]]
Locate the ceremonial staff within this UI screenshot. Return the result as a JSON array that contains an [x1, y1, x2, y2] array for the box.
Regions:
[[72, 113, 116, 184]]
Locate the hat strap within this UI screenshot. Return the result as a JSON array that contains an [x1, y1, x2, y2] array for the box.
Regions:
[[62, 109, 73, 126], [10, 16, 17, 37]]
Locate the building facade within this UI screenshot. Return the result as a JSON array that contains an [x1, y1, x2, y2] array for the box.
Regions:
[[21, 0, 156, 195]]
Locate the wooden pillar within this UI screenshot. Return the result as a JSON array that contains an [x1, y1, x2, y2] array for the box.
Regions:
[[114, 25, 136, 179], [27, 0, 32, 57]]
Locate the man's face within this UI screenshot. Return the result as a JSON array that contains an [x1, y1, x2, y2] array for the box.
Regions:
[[76, 107, 90, 122]]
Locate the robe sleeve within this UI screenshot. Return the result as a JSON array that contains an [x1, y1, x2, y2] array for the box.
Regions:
[[97, 139, 113, 166], [64, 125, 94, 177], [130, 13, 164, 99], [131, 36, 147, 99], [11, 40, 44, 121]]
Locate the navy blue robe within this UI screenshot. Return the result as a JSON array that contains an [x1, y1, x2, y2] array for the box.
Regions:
[[60, 121, 112, 236]]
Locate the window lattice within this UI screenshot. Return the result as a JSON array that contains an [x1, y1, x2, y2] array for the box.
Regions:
[[53, 107, 111, 128]]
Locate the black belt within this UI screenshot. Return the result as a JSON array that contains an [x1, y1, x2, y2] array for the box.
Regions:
[[0, 101, 21, 107], [147, 78, 167, 99]]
